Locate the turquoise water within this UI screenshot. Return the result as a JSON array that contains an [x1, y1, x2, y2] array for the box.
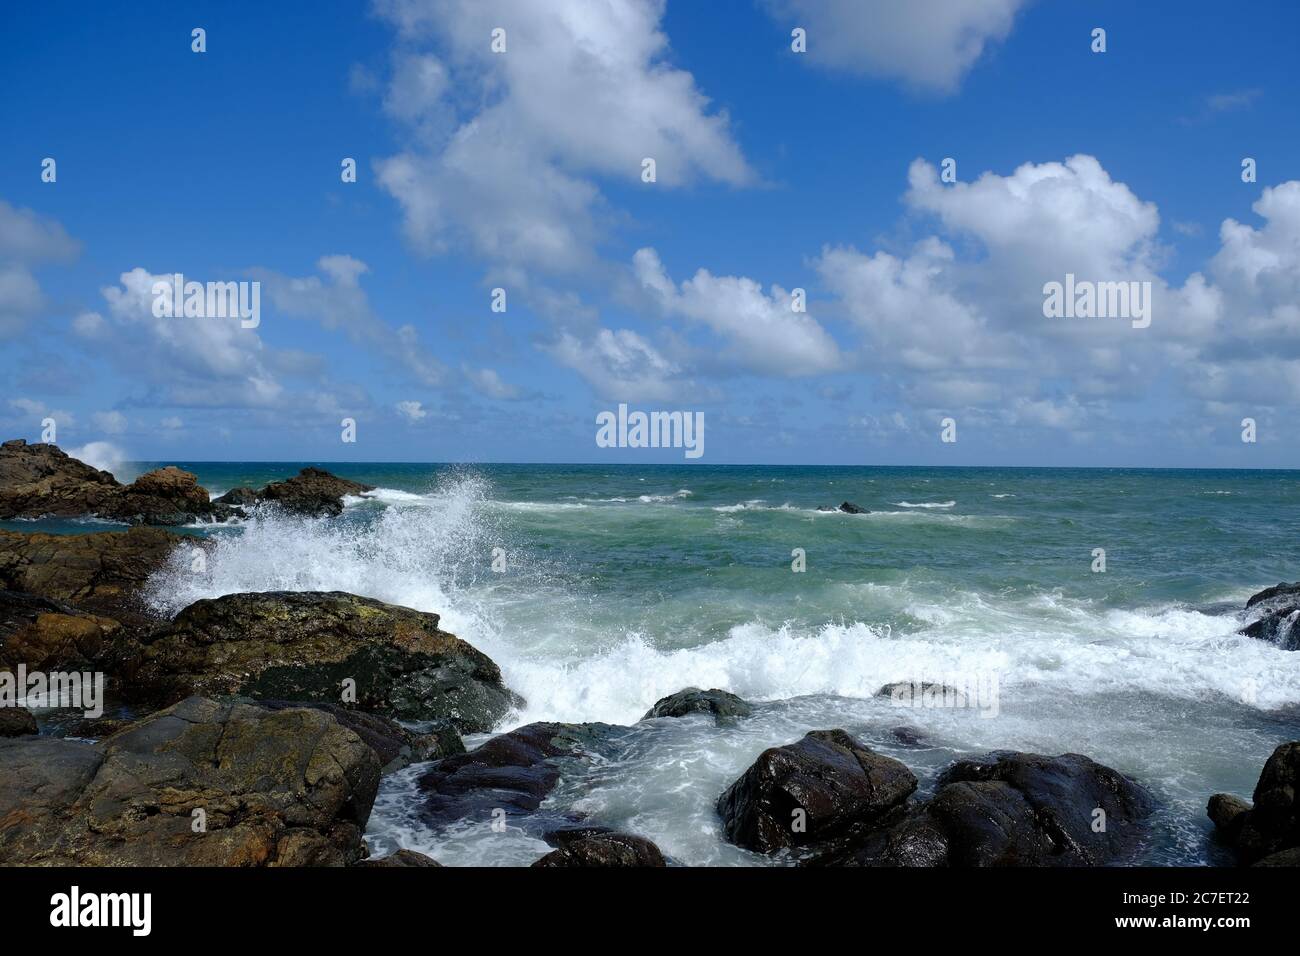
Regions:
[[11, 462, 1300, 865]]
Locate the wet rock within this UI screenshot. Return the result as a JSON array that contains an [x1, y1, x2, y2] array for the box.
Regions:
[[417, 721, 624, 830], [877, 681, 968, 708], [889, 726, 931, 748], [0, 589, 135, 676], [839, 501, 869, 514], [257, 699, 464, 773], [99, 466, 233, 526], [133, 590, 521, 732], [717, 729, 917, 854], [0, 527, 183, 626], [356, 848, 442, 867], [1209, 741, 1300, 864], [0, 705, 37, 737], [1239, 583, 1300, 650], [0, 695, 381, 865], [643, 687, 753, 720], [821, 751, 1155, 867], [213, 486, 259, 506], [533, 831, 666, 867], [258, 468, 375, 517]]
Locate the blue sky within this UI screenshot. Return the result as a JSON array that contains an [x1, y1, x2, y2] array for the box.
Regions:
[[1, 0, 1298, 467]]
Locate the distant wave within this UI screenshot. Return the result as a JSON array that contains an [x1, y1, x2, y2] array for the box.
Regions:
[[892, 500, 956, 509]]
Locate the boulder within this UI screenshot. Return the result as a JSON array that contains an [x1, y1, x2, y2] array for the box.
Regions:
[[1209, 741, 1300, 864], [0, 527, 183, 625], [818, 751, 1155, 867], [417, 722, 623, 830], [643, 687, 753, 720], [256, 699, 464, 773], [0, 696, 381, 865], [533, 831, 667, 867], [839, 501, 869, 514], [877, 681, 967, 708], [0, 705, 37, 737], [100, 466, 235, 526], [257, 467, 375, 517], [1239, 583, 1300, 650], [132, 590, 521, 731], [356, 848, 441, 867], [717, 729, 917, 854], [0, 589, 137, 678], [213, 486, 260, 507]]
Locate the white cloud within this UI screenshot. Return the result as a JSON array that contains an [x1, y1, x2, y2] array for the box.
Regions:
[[763, 0, 1027, 93], [464, 365, 521, 400], [395, 400, 428, 421], [0, 199, 80, 338], [545, 327, 689, 402], [373, 0, 754, 274], [633, 247, 843, 376]]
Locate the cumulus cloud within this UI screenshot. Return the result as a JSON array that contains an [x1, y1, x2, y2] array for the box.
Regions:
[[763, 0, 1027, 93], [395, 399, 428, 421], [463, 365, 521, 400], [633, 247, 843, 376], [544, 327, 693, 402], [373, 0, 754, 274]]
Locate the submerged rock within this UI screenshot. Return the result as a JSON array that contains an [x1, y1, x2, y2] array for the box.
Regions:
[[0, 695, 381, 865], [0, 705, 37, 737], [817, 751, 1155, 867], [257, 467, 375, 517], [1208, 741, 1300, 864], [417, 721, 624, 830], [1240, 583, 1300, 651], [533, 831, 667, 867], [133, 590, 522, 732], [717, 729, 917, 854], [643, 687, 753, 720], [876, 681, 968, 707], [0, 527, 183, 625]]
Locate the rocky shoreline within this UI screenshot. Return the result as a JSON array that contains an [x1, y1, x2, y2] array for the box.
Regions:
[[1, 441, 1298, 867]]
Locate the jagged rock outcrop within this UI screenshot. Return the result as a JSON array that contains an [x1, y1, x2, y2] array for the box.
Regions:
[[131, 590, 521, 731], [0, 440, 237, 525], [0, 696, 381, 866], [254, 468, 375, 517]]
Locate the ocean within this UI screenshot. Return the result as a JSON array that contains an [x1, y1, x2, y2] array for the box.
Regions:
[[11, 462, 1300, 866]]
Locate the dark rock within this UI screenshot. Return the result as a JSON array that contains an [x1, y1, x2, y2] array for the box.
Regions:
[[1239, 583, 1300, 650], [1254, 846, 1300, 866], [820, 751, 1155, 867], [258, 468, 375, 517], [213, 486, 260, 506], [839, 501, 869, 514], [0, 705, 37, 737], [717, 729, 917, 854], [877, 681, 967, 707], [1211, 742, 1300, 864], [533, 832, 666, 867], [0, 589, 136, 676], [890, 726, 930, 748], [0, 527, 183, 626], [99, 466, 231, 526], [132, 590, 521, 731], [0, 695, 381, 865], [257, 699, 464, 773], [356, 848, 442, 867], [643, 687, 753, 720], [417, 721, 623, 831]]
